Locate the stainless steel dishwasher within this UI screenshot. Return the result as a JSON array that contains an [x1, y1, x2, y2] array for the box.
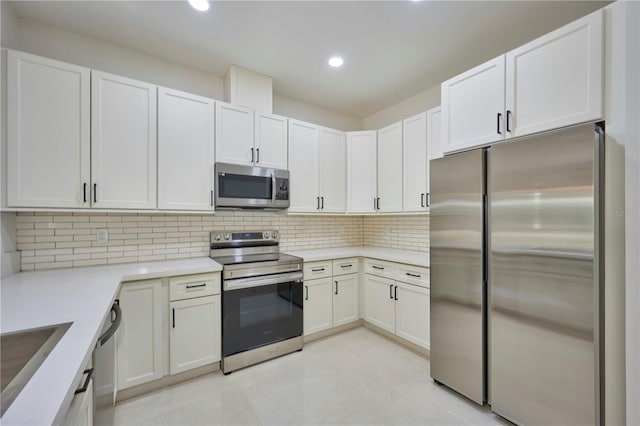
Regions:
[[93, 301, 121, 426]]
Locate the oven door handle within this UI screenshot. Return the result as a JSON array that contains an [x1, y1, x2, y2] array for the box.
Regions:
[[224, 272, 304, 291]]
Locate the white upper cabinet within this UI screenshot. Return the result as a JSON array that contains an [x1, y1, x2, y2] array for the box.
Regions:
[[91, 71, 157, 209], [377, 122, 403, 213], [254, 112, 288, 169], [7, 50, 91, 208], [505, 9, 603, 138], [158, 87, 215, 211], [288, 119, 320, 212], [215, 101, 254, 166], [403, 112, 429, 212], [346, 131, 377, 214], [441, 55, 506, 154], [318, 127, 346, 213], [427, 106, 442, 161]]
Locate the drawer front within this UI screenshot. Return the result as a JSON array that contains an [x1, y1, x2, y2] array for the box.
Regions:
[[364, 258, 396, 279], [169, 273, 221, 301], [303, 261, 333, 280], [332, 257, 360, 276], [396, 264, 430, 288]]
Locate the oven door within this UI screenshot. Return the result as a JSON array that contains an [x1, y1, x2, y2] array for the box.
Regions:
[[222, 272, 303, 357], [215, 163, 275, 208]]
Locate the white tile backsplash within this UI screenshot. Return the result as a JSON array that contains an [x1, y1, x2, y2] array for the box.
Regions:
[[15, 211, 429, 271]]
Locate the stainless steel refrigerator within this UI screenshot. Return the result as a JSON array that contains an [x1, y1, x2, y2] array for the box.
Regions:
[[430, 123, 604, 425]]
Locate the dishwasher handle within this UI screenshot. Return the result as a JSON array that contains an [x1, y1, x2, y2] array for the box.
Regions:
[[98, 302, 122, 347]]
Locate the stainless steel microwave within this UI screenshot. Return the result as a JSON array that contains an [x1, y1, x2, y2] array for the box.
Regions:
[[214, 162, 290, 209]]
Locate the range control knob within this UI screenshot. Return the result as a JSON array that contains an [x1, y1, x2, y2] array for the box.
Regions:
[[224, 234, 231, 241], [213, 234, 221, 241], [263, 232, 270, 239], [271, 232, 278, 239]]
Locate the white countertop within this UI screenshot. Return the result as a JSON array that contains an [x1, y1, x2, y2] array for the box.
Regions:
[[0, 258, 222, 426], [286, 247, 429, 267]]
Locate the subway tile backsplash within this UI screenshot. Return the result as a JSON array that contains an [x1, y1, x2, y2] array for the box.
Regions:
[[15, 211, 429, 271]]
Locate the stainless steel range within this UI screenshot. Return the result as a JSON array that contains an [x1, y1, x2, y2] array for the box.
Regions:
[[210, 230, 303, 374]]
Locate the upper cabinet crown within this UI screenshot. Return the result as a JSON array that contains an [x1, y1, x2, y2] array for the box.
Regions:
[[215, 101, 288, 170], [7, 50, 91, 208], [441, 9, 603, 154]]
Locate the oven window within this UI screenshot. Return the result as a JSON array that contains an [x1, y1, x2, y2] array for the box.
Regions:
[[218, 174, 272, 200], [223, 281, 303, 356]]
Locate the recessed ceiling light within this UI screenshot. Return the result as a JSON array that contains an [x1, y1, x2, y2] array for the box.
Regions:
[[328, 57, 344, 68], [188, 0, 210, 12]]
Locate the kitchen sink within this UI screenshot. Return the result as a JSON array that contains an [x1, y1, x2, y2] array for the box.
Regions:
[[1, 322, 71, 416]]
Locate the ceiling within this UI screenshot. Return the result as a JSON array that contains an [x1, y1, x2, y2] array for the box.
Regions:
[[7, 0, 610, 118]]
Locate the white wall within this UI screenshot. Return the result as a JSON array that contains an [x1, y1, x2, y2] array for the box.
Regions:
[[273, 94, 362, 131], [362, 84, 440, 130]]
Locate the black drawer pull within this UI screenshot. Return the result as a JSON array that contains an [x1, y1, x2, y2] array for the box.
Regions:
[[311, 268, 325, 272], [75, 368, 94, 394], [372, 266, 384, 270], [186, 283, 207, 289], [340, 264, 353, 268], [406, 272, 421, 278]]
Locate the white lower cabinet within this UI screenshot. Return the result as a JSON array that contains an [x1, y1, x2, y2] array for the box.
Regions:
[[363, 259, 430, 350], [169, 295, 221, 375], [62, 361, 93, 426], [116, 279, 168, 390], [303, 258, 360, 336]]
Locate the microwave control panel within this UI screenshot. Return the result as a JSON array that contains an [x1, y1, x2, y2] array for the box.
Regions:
[[276, 178, 289, 201]]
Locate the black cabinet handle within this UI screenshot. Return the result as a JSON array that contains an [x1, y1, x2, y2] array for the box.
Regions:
[[311, 268, 325, 272], [506, 110, 512, 133], [497, 113, 502, 135], [406, 272, 421, 278], [75, 368, 94, 394], [317, 196, 320, 210], [335, 281, 339, 295], [426, 193, 430, 208], [210, 190, 214, 207], [394, 285, 398, 301], [340, 264, 352, 268], [93, 184, 97, 203], [321, 196, 324, 209], [172, 308, 175, 329], [372, 265, 384, 270], [256, 148, 260, 163], [376, 197, 380, 210], [83, 183, 87, 203], [186, 283, 207, 289], [305, 285, 309, 301], [421, 193, 425, 208], [389, 284, 393, 299], [374, 197, 377, 210], [251, 147, 255, 163]]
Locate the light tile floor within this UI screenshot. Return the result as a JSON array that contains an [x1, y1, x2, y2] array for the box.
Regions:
[[114, 328, 509, 425]]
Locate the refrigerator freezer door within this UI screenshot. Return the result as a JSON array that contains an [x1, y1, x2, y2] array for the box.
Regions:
[[488, 124, 600, 425], [430, 149, 485, 405]]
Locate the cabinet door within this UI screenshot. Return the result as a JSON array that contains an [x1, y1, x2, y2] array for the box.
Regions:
[[346, 131, 377, 213], [117, 279, 168, 390], [319, 127, 346, 213], [395, 282, 430, 349], [363, 275, 395, 333], [333, 274, 359, 327], [91, 71, 157, 209], [254, 112, 288, 169], [403, 112, 429, 212], [169, 295, 221, 375], [427, 106, 443, 161], [63, 363, 93, 426], [441, 55, 505, 154], [288, 119, 320, 213], [158, 87, 215, 211], [377, 121, 403, 213], [215, 101, 254, 166], [304, 277, 333, 335], [505, 10, 603, 138], [7, 50, 90, 208]]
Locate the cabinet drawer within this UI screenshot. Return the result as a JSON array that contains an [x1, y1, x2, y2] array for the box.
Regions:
[[396, 264, 430, 288], [169, 273, 221, 301], [364, 258, 396, 279], [304, 261, 333, 280], [332, 257, 359, 276]]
